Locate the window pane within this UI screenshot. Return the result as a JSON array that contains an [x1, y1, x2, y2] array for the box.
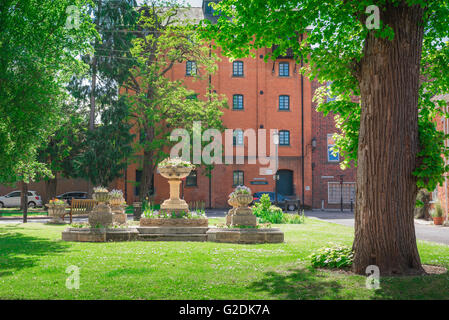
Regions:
[[279, 62, 289, 76], [186, 170, 197, 186], [328, 183, 355, 204], [233, 171, 244, 186], [279, 130, 290, 145], [233, 95, 243, 109], [327, 134, 339, 162], [233, 61, 243, 76], [233, 130, 244, 145], [186, 61, 196, 76], [279, 95, 290, 110]]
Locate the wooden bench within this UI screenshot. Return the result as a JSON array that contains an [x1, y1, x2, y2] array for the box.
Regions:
[[66, 199, 98, 223]]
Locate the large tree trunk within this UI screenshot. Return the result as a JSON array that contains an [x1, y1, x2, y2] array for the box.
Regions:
[[353, 3, 425, 276], [44, 177, 57, 206], [140, 150, 154, 203]]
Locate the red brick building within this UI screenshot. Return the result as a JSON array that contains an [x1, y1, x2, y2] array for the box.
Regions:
[[0, 3, 356, 210], [114, 3, 356, 209]]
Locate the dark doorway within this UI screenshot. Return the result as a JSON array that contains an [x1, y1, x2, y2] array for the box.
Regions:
[[276, 169, 294, 196]]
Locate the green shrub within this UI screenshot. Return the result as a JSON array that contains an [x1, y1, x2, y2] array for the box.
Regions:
[[252, 194, 305, 224], [310, 243, 353, 269], [283, 211, 305, 224], [252, 194, 284, 223], [431, 201, 443, 218]]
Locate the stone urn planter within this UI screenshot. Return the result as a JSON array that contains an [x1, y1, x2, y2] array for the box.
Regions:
[[226, 197, 239, 226], [46, 204, 67, 224], [88, 203, 113, 228], [93, 192, 110, 204], [226, 186, 256, 227], [235, 193, 253, 207], [158, 159, 194, 215]]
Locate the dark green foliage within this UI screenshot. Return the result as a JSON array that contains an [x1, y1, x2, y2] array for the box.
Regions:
[[73, 98, 134, 186]]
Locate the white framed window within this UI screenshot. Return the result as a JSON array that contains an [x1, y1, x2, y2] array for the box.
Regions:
[[233, 129, 244, 146], [430, 188, 439, 203], [328, 182, 355, 204], [327, 134, 340, 162]]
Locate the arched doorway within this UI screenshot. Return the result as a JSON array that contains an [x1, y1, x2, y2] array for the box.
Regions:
[[276, 169, 294, 196]]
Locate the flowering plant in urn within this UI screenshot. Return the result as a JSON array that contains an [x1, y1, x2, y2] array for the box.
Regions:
[[230, 185, 253, 207], [109, 189, 125, 206], [157, 157, 195, 179], [46, 198, 67, 223], [93, 186, 110, 203]]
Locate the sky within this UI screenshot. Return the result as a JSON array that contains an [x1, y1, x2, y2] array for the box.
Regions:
[[137, 0, 204, 7]]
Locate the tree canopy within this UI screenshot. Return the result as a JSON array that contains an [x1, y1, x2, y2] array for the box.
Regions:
[[203, 0, 449, 191], [0, 0, 95, 183]]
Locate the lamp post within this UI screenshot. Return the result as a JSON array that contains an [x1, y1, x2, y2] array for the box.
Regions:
[[339, 174, 344, 212], [273, 131, 279, 205]]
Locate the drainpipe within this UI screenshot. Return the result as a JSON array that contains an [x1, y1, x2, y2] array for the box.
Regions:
[[300, 34, 305, 210], [437, 103, 449, 221]]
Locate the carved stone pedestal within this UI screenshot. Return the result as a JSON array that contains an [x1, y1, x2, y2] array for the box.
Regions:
[[230, 207, 257, 227], [111, 205, 127, 224], [88, 203, 113, 227]]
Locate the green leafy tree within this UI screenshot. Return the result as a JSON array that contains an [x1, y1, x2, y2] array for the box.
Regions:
[[122, 1, 227, 202], [37, 106, 87, 204], [0, 0, 94, 221], [204, 0, 449, 275], [73, 97, 134, 187], [67, 0, 138, 191]]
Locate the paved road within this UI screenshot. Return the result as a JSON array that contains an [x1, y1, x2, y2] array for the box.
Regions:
[[306, 210, 449, 246]]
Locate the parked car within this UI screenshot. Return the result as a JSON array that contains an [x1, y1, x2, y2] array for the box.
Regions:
[[56, 191, 88, 205], [252, 192, 299, 211], [0, 191, 43, 208]]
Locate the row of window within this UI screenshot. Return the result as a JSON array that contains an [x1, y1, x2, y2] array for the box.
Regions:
[[187, 170, 245, 187], [233, 130, 290, 146], [185, 61, 292, 77], [232, 94, 290, 110]]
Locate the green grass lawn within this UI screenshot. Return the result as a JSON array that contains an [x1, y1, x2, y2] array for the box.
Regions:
[[0, 208, 47, 217], [1, 218, 449, 299]]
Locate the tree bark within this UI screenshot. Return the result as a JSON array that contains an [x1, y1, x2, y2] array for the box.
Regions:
[[353, 3, 425, 276], [21, 181, 28, 223], [44, 177, 57, 207], [140, 150, 155, 203]]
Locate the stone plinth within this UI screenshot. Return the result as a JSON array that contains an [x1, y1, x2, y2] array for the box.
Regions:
[[137, 226, 208, 241], [88, 203, 113, 227], [230, 207, 257, 227], [62, 227, 139, 242], [140, 218, 208, 227], [206, 227, 284, 244], [111, 205, 127, 225]]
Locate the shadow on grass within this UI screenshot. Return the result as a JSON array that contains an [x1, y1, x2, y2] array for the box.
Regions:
[[372, 272, 449, 299], [249, 265, 449, 299], [247, 267, 345, 299], [0, 225, 69, 277]]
